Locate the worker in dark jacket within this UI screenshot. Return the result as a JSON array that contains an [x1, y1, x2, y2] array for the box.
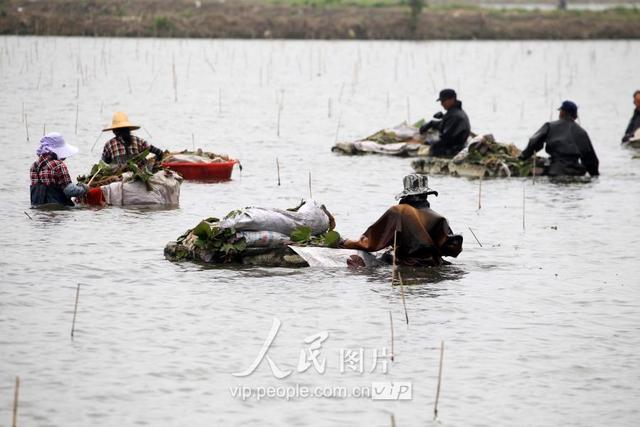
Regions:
[[342, 174, 462, 267], [519, 101, 599, 177], [622, 90, 640, 143], [419, 89, 471, 158]]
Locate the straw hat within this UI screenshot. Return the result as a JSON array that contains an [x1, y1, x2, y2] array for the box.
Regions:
[[102, 111, 140, 132]]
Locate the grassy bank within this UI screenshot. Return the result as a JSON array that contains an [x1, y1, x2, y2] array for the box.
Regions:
[[1, 0, 639, 39]]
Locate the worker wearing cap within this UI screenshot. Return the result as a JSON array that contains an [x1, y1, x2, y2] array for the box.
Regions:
[[418, 88, 471, 158], [519, 101, 599, 177], [621, 90, 640, 143], [101, 112, 164, 165]]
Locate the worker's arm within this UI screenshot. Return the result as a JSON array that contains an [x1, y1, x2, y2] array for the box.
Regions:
[[575, 129, 600, 176], [139, 138, 164, 162], [520, 123, 549, 160]]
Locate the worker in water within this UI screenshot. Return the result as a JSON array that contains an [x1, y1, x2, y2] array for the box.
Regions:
[[418, 88, 471, 158], [101, 112, 164, 165], [519, 100, 599, 177], [30, 132, 88, 207], [341, 174, 462, 266], [622, 90, 640, 143]]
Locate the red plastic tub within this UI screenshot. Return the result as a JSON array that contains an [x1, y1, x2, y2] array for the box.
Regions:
[[161, 160, 238, 182]]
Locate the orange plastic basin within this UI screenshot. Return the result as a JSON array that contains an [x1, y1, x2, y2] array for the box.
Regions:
[[161, 160, 238, 182]]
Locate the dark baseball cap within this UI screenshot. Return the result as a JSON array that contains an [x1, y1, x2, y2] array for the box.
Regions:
[[558, 100, 578, 116], [436, 89, 457, 102]]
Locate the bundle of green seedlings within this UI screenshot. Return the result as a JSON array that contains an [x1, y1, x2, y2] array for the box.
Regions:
[[176, 205, 342, 263], [77, 149, 160, 189], [464, 136, 539, 177], [365, 120, 426, 145]]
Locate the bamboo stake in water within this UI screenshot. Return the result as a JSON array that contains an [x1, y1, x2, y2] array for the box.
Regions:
[[398, 272, 409, 324], [468, 226, 483, 248], [191, 133, 195, 151], [74, 103, 79, 135], [12, 376, 19, 427], [172, 56, 178, 102], [390, 414, 396, 427], [478, 176, 482, 210], [24, 114, 29, 141], [308, 171, 312, 199], [71, 283, 80, 339], [327, 97, 332, 118], [389, 310, 395, 362], [532, 155, 536, 185], [276, 158, 281, 186], [391, 230, 398, 284], [433, 341, 444, 420], [42, 123, 45, 136], [522, 182, 526, 231], [23, 211, 32, 220]]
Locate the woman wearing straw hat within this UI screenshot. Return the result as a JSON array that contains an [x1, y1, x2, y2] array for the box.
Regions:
[[101, 112, 164, 165], [341, 174, 462, 266], [30, 132, 89, 207]]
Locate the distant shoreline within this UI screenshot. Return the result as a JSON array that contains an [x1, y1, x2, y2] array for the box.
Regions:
[[1, 0, 639, 40]]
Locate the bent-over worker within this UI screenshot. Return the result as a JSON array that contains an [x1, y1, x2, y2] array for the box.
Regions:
[[342, 174, 462, 266], [101, 112, 164, 165], [30, 132, 88, 207], [519, 100, 599, 177]]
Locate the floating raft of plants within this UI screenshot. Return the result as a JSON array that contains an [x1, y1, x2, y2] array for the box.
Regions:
[[164, 200, 369, 268], [412, 134, 545, 179], [331, 122, 434, 157], [76, 150, 182, 206], [161, 149, 240, 182]]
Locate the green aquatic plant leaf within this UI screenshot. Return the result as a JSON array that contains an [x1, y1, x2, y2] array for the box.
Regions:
[[291, 226, 312, 243], [323, 230, 341, 248], [192, 221, 213, 240]]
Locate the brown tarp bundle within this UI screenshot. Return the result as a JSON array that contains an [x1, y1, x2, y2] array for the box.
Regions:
[[343, 204, 463, 266]]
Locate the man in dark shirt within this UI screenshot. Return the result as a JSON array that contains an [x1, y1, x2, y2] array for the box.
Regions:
[[519, 101, 599, 177], [419, 89, 471, 158], [622, 90, 640, 143]]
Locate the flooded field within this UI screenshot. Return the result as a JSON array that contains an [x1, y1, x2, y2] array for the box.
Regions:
[[0, 37, 639, 426]]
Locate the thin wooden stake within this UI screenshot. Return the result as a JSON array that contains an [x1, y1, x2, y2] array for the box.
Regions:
[[42, 123, 45, 136], [172, 56, 178, 102], [467, 226, 483, 247], [478, 175, 482, 210], [90, 132, 102, 153], [71, 283, 80, 339], [191, 133, 195, 151], [434, 341, 444, 420], [276, 158, 281, 186], [23, 211, 32, 220], [389, 310, 395, 362], [12, 376, 19, 427], [532, 155, 536, 185], [522, 182, 526, 231], [24, 114, 29, 142], [308, 171, 312, 199], [74, 103, 79, 135], [390, 414, 396, 427], [327, 97, 332, 118], [218, 88, 222, 115], [391, 230, 398, 284], [398, 272, 409, 324], [334, 114, 342, 145]]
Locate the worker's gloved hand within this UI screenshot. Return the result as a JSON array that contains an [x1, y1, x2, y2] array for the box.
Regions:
[[419, 121, 433, 134], [433, 111, 444, 119]]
